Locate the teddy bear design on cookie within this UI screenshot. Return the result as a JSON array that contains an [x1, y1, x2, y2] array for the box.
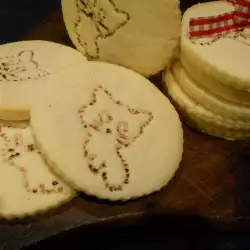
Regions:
[[74, 0, 130, 59], [0, 128, 64, 194], [78, 85, 153, 192], [0, 50, 50, 82]]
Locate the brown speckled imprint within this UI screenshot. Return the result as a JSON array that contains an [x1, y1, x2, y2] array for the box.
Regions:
[[0, 50, 50, 82], [191, 28, 250, 46], [0, 127, 63, 194], [74, 0, 130, 60], [78, 85, 153, 192]]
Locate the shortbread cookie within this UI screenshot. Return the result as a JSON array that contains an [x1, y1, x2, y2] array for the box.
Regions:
[[164, 70, 250, 140], [0, 125, 76, 219], [61, 0, 181, 76], [31, 62, 183, 201], [181, 55, 250, 106], [181, 1, 250, 92], [172, 61, 250, 122], [0, 40, 87, 121]]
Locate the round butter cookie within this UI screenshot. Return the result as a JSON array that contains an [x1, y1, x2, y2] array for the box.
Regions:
[[180, 55, 250, 106], [172, 61, 250, 122], [181, 1, 250, 92], [0, 40, 87, 121], [31, 62, 183, 201], [163, 70, 250, 140], [61, 0, 181, 76], [0, 125, 76, 219]]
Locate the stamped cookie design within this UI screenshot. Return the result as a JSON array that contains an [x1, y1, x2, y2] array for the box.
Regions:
[[31, 62, 183, 200], [78, 85, 153, 192], [0, 40, 89, 121], [0, 50, 50, 82], [190, 29, 250, 46], [74, 0, 130, 59], [0, 127, 64, 195]]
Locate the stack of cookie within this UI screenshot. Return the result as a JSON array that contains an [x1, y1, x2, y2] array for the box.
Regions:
[[0, 0, 186, 220], [0, 40, 85, 219], [164, 1, 250, 140], [0, 38, 183, 219]]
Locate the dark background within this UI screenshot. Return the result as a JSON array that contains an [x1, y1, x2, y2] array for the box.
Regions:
[[0, 0, 60, 44], [0, 0, 210, 44]]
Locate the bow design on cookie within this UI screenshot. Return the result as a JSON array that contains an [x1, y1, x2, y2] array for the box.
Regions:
[[189, 0, 250, 45]]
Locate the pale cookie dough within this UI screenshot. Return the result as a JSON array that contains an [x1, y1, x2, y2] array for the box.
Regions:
[[0, 40, 88, 121], [172, 61, 250, 122], [163, 70, 250, 140], [31, 62, 183, 201], [180, 56, 250, 106], [62, 0, 181, 76], [181, 1, 250, 92], [0, 125, 76, 219]]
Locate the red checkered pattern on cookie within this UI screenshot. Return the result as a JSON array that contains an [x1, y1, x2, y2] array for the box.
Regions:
[[234, 0, 250, 26], [189, 0, 250, 38]]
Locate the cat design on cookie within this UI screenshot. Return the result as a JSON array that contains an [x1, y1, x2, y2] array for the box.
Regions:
[[78, 85, 153, 192], [0, 50, 49, 82], [0, 129, 63, 194], [74, 0, 130, 59]]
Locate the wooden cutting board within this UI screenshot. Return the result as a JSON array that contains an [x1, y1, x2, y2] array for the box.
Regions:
[[1, 11, 250, 250]]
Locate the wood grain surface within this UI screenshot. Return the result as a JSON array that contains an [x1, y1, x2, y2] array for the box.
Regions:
[[1, 10, 250, 250]]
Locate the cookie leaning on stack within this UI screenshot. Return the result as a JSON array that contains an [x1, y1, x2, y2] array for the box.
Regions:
[[0, 49, 183, 218], [0, 40, 90, 219], [31, 62, 183, 201], [0, 40, 87, 121], [0, 124, 76, 219], [61, 0, 181, 76], [0, 0, 183, 214], [0, 0, 184, 218], [163, 1, 250, 140]]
